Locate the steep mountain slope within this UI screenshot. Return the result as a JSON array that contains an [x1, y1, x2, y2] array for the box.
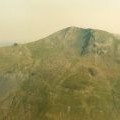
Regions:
[[0, 27, 120, 120]]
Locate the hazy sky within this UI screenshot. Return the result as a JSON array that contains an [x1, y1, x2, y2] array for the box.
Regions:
[[0, 0, 120, 44]]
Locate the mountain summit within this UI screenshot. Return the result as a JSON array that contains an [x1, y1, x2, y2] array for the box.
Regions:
[[27, 27, 120, 57], [0, 27, 120, 120]]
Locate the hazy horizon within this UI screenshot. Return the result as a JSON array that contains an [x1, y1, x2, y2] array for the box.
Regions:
[[0, 0, 120, 44]]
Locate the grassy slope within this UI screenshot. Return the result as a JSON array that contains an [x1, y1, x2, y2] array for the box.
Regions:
[[0, 27, 120, 120]]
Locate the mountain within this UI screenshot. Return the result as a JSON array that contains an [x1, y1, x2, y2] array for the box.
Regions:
[[0, 27, 120, 120]]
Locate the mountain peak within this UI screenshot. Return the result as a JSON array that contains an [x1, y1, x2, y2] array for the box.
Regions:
[[65, 26, 80, 30], [30, 26, 120, 57]]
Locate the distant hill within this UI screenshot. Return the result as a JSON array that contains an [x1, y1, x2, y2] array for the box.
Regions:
[[0, 41, 14, 47], [0, 27, 120, 120]]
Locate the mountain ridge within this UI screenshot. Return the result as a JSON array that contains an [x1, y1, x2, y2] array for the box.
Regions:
[[25, 27, 120, 58], [27, 26, 115, 44]]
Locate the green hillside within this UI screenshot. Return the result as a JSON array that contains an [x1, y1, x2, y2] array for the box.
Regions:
[[0, 27, 120, 120]]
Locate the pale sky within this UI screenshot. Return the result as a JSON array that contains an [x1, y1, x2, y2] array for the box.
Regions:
[[0, 0, 120, 45]]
